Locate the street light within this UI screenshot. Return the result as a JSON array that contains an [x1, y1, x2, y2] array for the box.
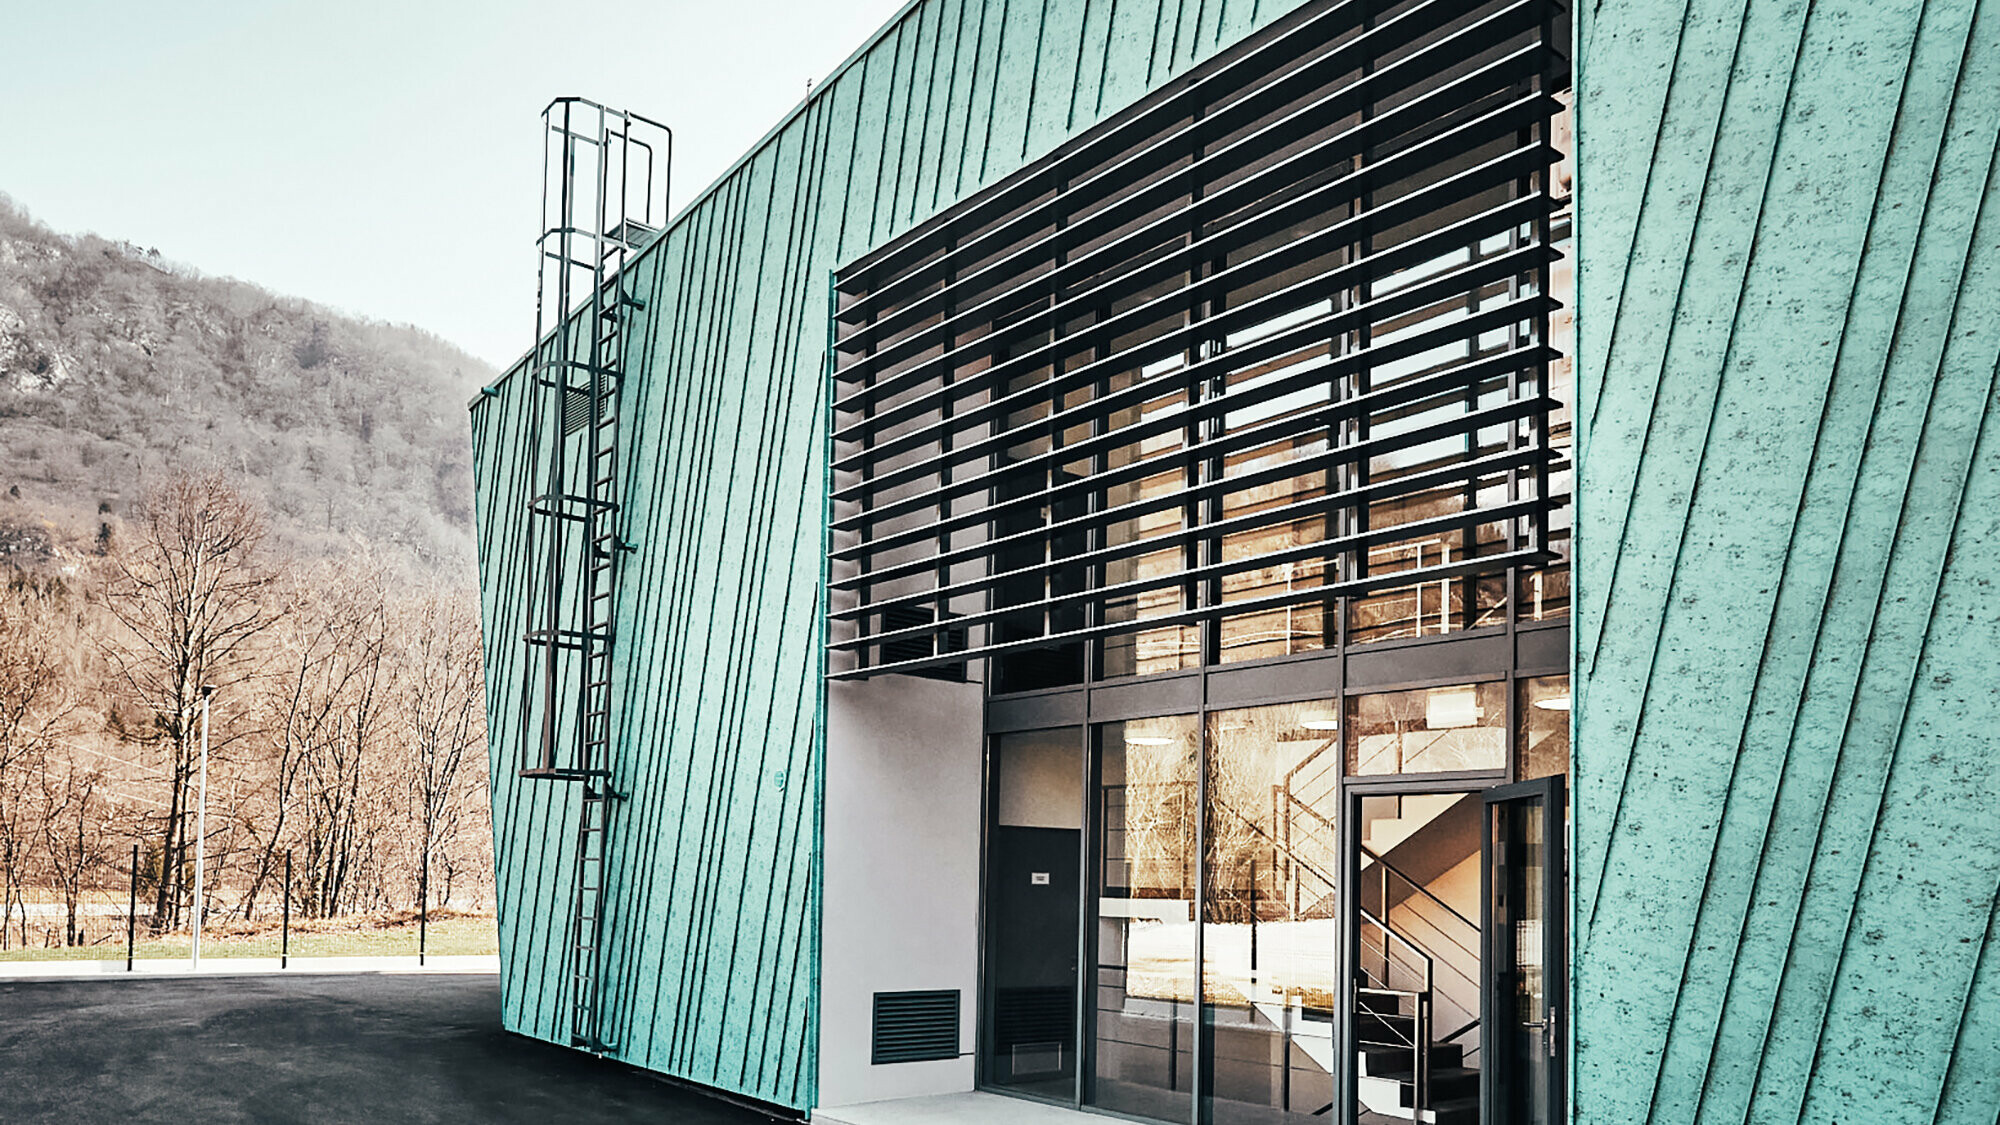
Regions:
[[191, 683, 214, 969]]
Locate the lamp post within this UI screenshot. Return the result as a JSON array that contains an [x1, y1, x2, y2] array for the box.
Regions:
[[191, 683, 214, 969]]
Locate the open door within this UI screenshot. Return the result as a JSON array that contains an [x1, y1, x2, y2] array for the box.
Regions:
[[1481, 777, 1565, 1125]]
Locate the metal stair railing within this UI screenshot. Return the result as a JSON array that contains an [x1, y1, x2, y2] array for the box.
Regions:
[[1361, 842, 1481, 1062], [1359, 907, 1433, 1122]]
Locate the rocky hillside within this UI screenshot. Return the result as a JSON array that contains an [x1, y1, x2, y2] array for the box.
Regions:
[[0, 197, 495, 569]]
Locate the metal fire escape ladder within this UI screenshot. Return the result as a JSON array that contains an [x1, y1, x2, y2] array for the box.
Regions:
[[518, 97, 670, 1056]]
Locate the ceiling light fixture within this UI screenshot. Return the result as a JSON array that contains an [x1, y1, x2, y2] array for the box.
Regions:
[[1533, 696, 1572, 712], [1426, 686, 1481, 728]]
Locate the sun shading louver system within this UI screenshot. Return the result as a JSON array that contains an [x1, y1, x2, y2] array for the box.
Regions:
[[826, 0, 1566, 682]]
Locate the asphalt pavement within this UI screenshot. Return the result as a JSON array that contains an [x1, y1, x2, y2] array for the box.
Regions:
[[0, 973, 779, 1124]]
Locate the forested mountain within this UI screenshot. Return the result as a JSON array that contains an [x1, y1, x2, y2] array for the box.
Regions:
[[0, 197, 496, 569]]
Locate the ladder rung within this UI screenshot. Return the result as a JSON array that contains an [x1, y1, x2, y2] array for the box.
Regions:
[[541, 250, 607, 271]]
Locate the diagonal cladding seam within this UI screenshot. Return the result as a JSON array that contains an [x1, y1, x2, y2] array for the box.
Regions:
[[659, 170, 759, 1074], [637, 172, 747, 1066], [693, 130, 814, 1085], [615, 193, 711, 1066], [597, 213, 678, 1054], [1578, 0, 1769, 937], [1748, 96, 2000, 1125], [1571, 0, 1697, 444], [1683, 7, 1979, 1122], [740, 101, 837, 1095], [1572, 0, 1748, 933], [674, 129, 786, 1078], [1788, 140, 2000, 1125], [1637, 3, 1943, 1122]]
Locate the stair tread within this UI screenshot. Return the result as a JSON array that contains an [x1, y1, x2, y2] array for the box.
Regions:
[[1367, 1058, 1480, 1081]]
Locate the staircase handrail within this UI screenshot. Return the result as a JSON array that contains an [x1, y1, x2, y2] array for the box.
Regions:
[[1357, 906, 1433, 996], [1359, 841, 1481, 933], [1359, 907, 1433, 1122], [1383, 897, 1482, 997]]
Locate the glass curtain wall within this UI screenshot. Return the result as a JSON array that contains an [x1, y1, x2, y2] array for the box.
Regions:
[[1093, 716, 1201, 1119], [1346, 682, 1507, 775], [1202, 700, 1345, 1124], [1003, 678, 1548, 1122], [1516, 675, 1570, 781], [824, 0, 1567, 688]]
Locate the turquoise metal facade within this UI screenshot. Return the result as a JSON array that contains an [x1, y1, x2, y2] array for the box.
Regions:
[[1572, 2, 2000, 1123], [470, 0, 2000, 1118], [468, 0, 1315, 1110]]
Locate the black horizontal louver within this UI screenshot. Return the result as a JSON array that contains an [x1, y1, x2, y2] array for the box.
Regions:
[[877, 606, 968, 682], [825, 0, 1566, 680], [872, 989, 960, 1064]]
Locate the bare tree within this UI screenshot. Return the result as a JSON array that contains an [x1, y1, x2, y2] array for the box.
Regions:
[[0, 571, 76, 948], [294, 567, 393, 917], [238, 564, 370, 919], [34, 749, 115, 946], [399, 586, 487, 910], [101, 473, 276, 932]]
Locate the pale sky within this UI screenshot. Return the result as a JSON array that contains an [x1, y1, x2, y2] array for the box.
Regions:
[[1, 0, 912, 371]]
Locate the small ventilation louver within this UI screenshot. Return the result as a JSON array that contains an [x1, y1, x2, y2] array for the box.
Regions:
[[871, 989, 960, 1064], [561, 384, 599, 435], [992, 986, 1072, 1052]]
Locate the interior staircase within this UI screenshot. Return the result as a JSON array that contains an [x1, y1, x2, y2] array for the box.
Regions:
[[1354, 988, 1479, 1124]]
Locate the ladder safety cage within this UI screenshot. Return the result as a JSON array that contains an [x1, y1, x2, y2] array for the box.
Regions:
[[515, 95, 670, 1056]]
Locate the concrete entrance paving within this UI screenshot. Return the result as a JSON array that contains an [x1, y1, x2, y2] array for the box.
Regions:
[[814, 1091, 1101, 1124], [0, 973, 775, 1124]]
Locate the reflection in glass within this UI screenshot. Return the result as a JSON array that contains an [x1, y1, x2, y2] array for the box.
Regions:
[[1346, 683, 1507, 775], [1093, 716, 1199, 1121], [1490, 792, 1556, 1125], [1201, 702, 1342, 1123], [1522, 100, 1576, 629], [1516, 676, 1571, 780], [1099, 371, 1200, 680], [1215, 335, 1337, 666], [1517, 801, 1549, 1123]]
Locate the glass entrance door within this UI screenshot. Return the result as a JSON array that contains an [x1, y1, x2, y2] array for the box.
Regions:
[[1481, 777, 1565, 1125]]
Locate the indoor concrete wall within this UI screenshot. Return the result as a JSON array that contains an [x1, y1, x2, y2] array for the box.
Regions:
[[1573, 1, 2000, 1121], [820, 675, 985, 1109]]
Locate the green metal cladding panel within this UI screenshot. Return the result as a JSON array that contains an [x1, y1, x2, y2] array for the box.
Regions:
[[468, 0, 1314, 1110], [1573, 0, 2000, 1122]]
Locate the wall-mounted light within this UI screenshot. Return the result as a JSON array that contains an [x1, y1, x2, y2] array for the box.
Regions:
[[1533, 695, 1572, 712], [1300, 716, 1340, 732]]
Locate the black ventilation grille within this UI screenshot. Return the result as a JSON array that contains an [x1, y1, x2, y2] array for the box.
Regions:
[[561, 384, 599, 435], [992, 986, 1074, 1051], [872, 989, 960, 1064]]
